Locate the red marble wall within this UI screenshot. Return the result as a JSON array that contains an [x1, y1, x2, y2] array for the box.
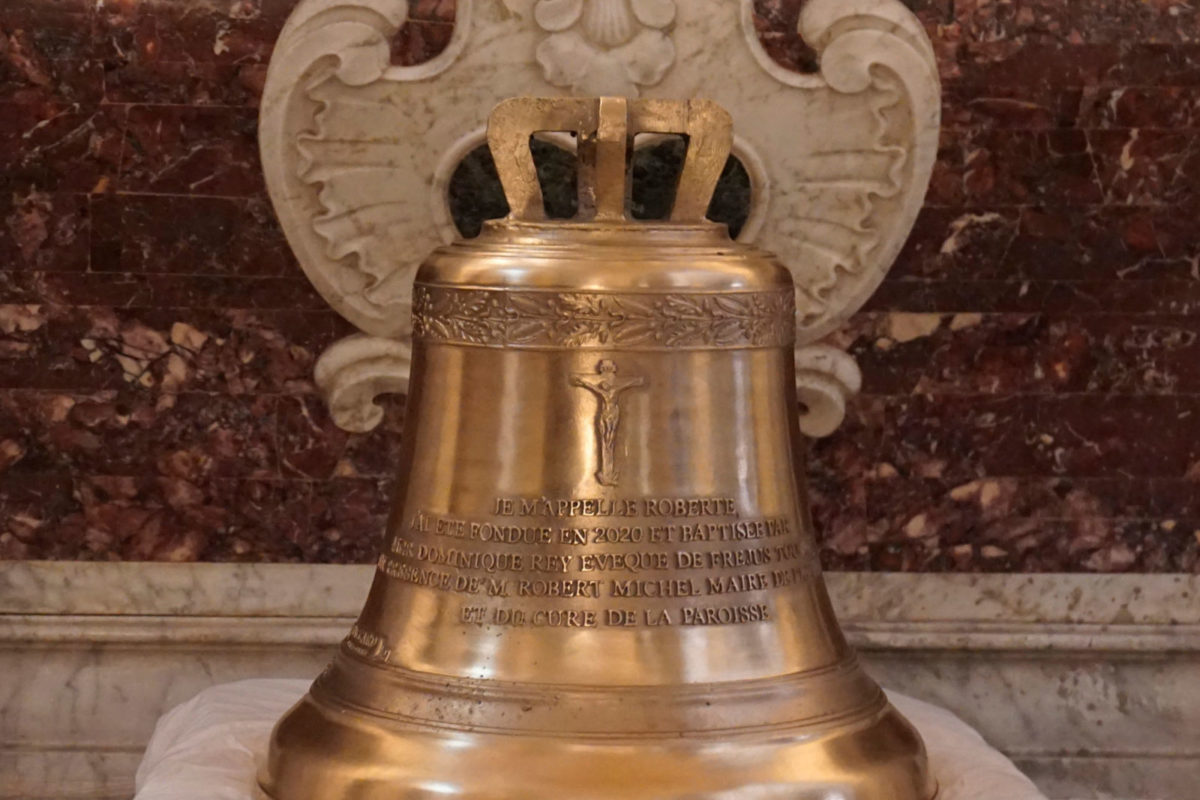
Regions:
[[0, 0, 1196, 572], [806, 0, 1200, 574]]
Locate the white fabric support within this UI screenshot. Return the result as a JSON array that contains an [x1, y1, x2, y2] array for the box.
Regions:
[[134, 679, 1047, 800]]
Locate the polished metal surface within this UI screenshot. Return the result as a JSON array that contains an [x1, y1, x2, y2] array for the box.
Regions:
[[261, 97, 935, 800]]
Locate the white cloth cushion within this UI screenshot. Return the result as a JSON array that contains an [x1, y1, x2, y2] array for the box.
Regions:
[[134, 679, 1047, 800]]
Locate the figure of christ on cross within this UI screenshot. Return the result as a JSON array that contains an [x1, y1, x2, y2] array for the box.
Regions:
[[570, 359, 647, 487]]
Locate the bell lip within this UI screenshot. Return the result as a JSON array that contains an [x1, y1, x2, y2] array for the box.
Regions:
[[258, 693, 936, 800]]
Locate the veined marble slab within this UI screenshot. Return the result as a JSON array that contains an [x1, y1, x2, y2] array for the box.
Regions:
[[5, 561, 1198, 625], [0, 561, 373, 617], [1, 563, 1196, 800]]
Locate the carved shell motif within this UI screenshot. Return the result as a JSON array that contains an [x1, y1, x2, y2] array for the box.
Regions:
[[258, 0, 941, 435], [535, 0, 678, 96]]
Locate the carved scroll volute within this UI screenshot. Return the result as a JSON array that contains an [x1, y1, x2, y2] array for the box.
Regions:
[[734, 0, 941, 435], [789, 0, 941, 344], [794, 346, 863, 439], [313, 336, 411, 434], [259, 0, 473, 431], [260, 0, 463, 340], [259, 0, 940, 435]]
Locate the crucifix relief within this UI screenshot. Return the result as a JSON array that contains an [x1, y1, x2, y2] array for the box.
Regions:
[[571, 359, 646, 487]]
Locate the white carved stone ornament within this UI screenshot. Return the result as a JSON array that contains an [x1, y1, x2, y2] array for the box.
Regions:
[[535, 0, 678, 95], [259, 0, 941, 435]]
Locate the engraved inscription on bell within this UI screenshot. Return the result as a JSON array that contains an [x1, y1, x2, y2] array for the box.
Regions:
[[376, 491, 798, 634]]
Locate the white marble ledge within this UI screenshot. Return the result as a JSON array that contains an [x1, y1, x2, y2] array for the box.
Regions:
[[829, 571, 1200, 626], [2, 562, 1197, 654], [0, 563, 1193, 800], [3, 562, 1197, 623], [0, 562, 371, 618]]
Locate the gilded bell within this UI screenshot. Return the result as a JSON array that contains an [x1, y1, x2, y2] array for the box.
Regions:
[[260, 96, 935, 800]]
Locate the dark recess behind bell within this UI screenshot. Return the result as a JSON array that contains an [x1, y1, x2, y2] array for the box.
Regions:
[[449, 138, 752, 240]]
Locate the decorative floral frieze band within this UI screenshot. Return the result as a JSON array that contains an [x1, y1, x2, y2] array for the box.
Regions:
[[412, 285, 796, 350]]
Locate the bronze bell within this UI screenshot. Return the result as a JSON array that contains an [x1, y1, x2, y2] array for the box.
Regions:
[[260, 97, 935, 800]]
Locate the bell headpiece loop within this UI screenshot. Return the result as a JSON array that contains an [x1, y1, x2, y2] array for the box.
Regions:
[[487, 96, 733, 224]]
